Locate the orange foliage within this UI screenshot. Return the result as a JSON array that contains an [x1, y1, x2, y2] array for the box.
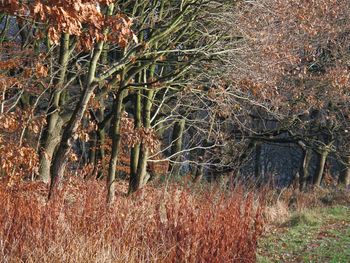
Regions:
[[2, 1, 135, 49], [0, 109, 42, 184], [34, 0, 134, 49], [0, 179, 264, 262], [0, 143, 38, 186]]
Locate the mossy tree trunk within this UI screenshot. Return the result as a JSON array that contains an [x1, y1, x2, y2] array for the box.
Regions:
[[48, 32, 110, 198], [107, 89, 127, 203], [95, 110, 109, 180], [129, 90, 142, 193], [313, 147, 329, 187], [299, 148, 312, 191], [38, 33, 70, 183], [129, 89, 155, 193], [170, 118, 185, 176]]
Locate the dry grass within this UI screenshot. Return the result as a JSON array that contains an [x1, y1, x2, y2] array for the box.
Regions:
[[0, 179, 264, 263], [263, 185, 350, 227], [263, 200, 290, 225]]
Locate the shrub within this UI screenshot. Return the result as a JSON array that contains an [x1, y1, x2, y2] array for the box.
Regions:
[[0, 179, 264, 263]]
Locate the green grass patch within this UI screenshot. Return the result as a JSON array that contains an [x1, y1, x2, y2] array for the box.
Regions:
[[286, 210, 321, 227], [258, 206, 350, 263]]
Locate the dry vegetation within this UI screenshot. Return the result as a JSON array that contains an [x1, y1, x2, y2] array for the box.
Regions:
[[0, 179, 264, 263], [263, 184, 350, 226], [259, 187, 350, 262], [1, 1, 350, 262]]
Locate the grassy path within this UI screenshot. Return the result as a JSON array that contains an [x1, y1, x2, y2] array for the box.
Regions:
[[258, 206, 350, 263]]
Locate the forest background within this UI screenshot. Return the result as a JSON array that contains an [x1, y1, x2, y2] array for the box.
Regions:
[[0, 0, 349, 262]]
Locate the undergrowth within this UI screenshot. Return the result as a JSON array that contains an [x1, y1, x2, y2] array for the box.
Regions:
[[258, 206, 350, 263], [259, 186, 350, 263], [0, 179, 264, 263]]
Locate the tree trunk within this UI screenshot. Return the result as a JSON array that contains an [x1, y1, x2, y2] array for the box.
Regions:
[[128, 89, 155, 194], [38, 33, 70, 182], [48, 85, 99, 198], [135, 146, 150, 188], [99, 127, 107, 174], [107, 90, 127, 203], [48, 37, 107, 199], [313, 148, 328, 187], [193, 164, 204, 183], [170, 119, 185, 176], [89, 131, 97, 166], [91, 102, 112, 179], [339, 155, 350, 187], [299, 148, 312, 191], [95, 125, 106, 179], [38, 117, 64, 182], [129, 90, 142, 193]]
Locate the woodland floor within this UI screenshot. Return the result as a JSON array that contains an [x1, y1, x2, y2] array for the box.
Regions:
[[257, 205, 350, 263]]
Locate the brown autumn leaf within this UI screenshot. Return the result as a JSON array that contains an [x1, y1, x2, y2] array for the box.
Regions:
[[48, 27, 60, 44], [35, 63, 48, 78]]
